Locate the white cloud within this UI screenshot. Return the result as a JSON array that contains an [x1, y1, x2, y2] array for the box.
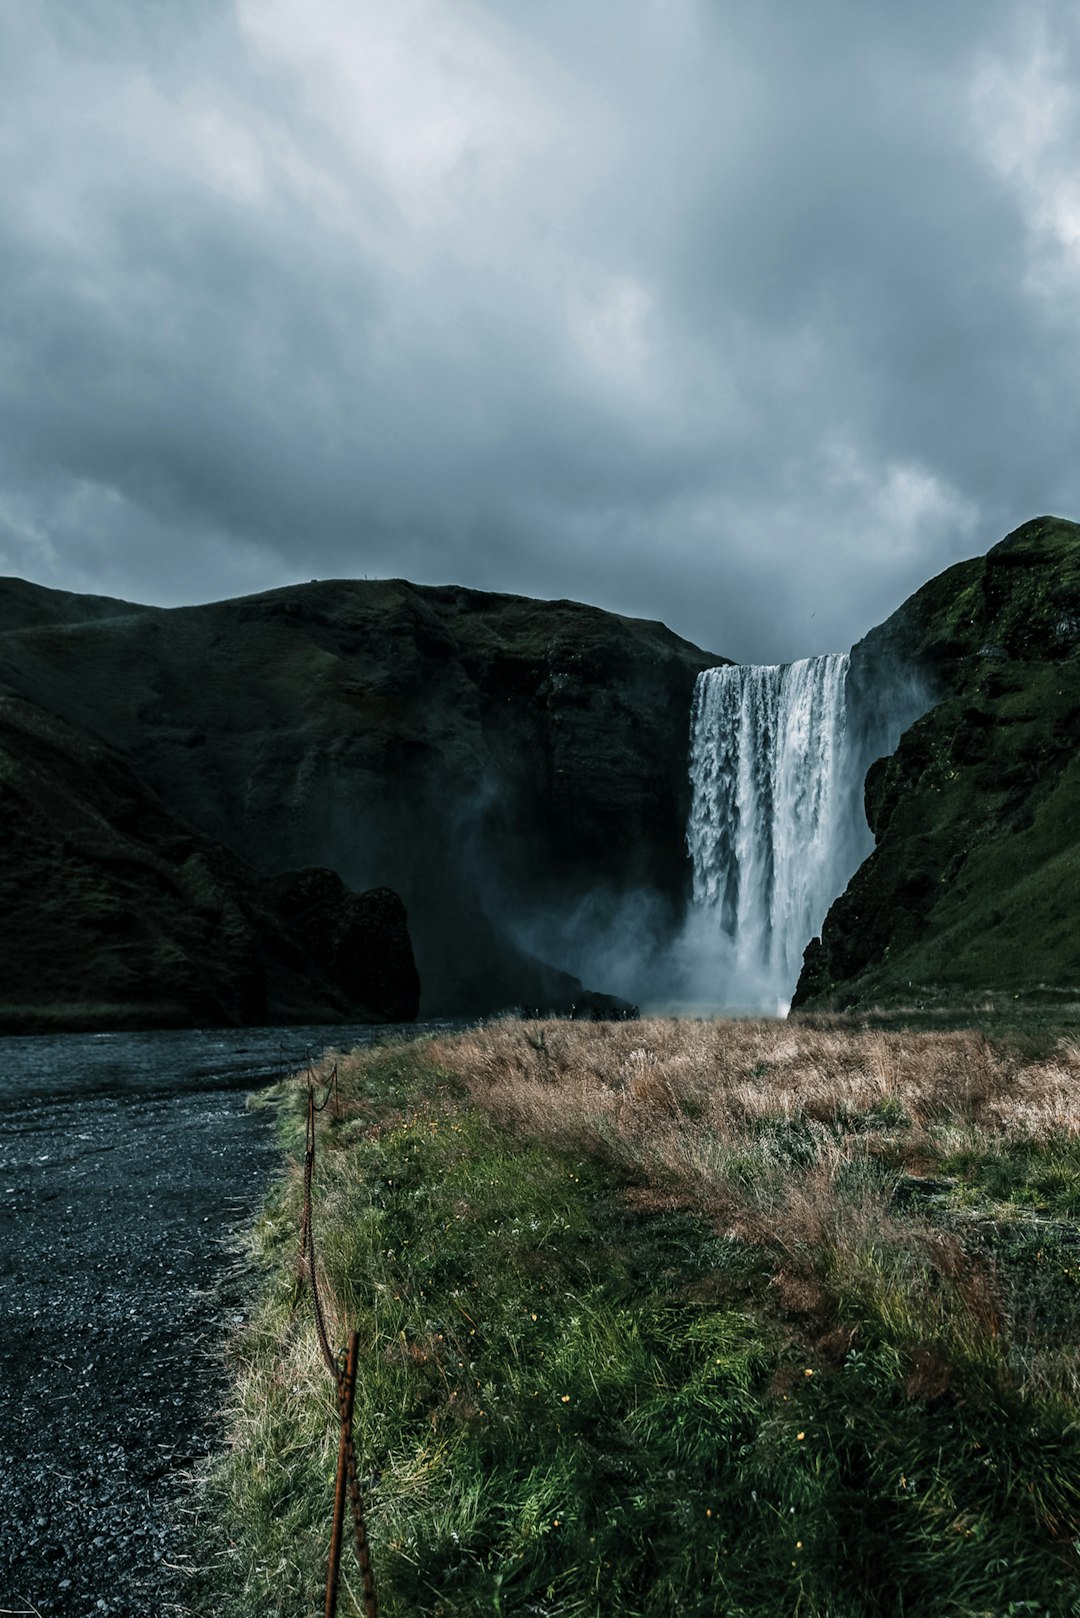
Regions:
[[971, 10, 1080, 302], [236, 0, 599, 246], [823, 440, 979, 565]]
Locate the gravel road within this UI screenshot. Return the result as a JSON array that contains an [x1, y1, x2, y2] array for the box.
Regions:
[[0, 1023, 442, 1617]]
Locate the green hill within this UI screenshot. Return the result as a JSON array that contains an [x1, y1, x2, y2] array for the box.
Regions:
[[796, 515, 1080, 1010]]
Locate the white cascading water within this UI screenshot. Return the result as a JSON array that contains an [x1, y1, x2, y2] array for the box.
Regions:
[[686, 654, 869, 1013]]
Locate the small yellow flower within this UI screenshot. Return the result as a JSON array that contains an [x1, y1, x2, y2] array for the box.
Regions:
[[796, 1541, 803, 1549], [804, 1368, 814, 1377], [796, 1431, 805, 1441], [706, 1508, 712, 1518], [531, 1313, 538, 1321], [561, 1394, 571, 1403]]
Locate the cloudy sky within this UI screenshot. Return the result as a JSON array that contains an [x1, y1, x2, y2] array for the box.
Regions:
[[2, 0, 1079, 662]]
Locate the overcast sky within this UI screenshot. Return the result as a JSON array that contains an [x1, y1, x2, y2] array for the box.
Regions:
[[2, 1, 1079, 662]]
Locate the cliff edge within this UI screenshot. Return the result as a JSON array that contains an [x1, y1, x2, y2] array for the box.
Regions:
[[796, 516, 1080, 1009]]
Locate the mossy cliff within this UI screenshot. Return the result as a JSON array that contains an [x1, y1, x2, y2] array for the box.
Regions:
[[797, 516, 1080, 1009]]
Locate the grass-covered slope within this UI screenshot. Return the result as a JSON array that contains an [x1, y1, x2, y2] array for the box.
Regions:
[[798, 516, 1080, 1010], [203, 1020, 1080, 1617]]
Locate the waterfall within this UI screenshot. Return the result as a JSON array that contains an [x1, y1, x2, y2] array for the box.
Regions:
[[686, 654, 868, 1013]]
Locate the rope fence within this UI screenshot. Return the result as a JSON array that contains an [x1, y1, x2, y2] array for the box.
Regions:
[[296, 1059, 378, 1618]]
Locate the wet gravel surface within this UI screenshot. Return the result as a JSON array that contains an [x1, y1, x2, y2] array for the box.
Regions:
[[0, 1023, 443, 1617]]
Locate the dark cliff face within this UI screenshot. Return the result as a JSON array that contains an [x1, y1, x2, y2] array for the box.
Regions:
[[796, 516, 1080, 1009], [0, 695, 419, 1031], [0, 576, 724, 1017]]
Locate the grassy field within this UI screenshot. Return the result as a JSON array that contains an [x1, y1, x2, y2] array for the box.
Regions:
[[198, 1017, 1080, 1617]]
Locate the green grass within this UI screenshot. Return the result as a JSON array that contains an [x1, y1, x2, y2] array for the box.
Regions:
[[197, 1027, 1080, 1618], [938, 1137, 1080, 1219]]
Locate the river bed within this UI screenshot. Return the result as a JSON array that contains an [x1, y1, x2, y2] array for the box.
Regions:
[[0, 1020, 452, 1617]]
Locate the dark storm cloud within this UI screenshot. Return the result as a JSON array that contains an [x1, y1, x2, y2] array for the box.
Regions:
[[2, 0, 1080, 660]]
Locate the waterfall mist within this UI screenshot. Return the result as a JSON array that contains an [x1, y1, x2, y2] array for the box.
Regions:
[[681, 655, 871, 1014], [462, 649, 931, 1020]]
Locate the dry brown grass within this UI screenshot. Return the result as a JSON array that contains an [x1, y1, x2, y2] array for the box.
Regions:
[[396, 1016, 1080, 1383], [423, 1014, 1079, 1164], [315, 1017, 1080, 1397]]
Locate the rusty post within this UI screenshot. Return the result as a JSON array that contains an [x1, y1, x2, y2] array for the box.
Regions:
[[325, 1331, 360, 1618]]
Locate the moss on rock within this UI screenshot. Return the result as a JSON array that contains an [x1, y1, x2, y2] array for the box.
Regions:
[[796, 516, 1080, 1010]]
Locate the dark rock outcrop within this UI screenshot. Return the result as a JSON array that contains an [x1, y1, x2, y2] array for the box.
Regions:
[[0, 694, 419, 1031], [0, 575, 724, 1019], [267, 870, 419, 1024], [796, 516, 1080, 1009]]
